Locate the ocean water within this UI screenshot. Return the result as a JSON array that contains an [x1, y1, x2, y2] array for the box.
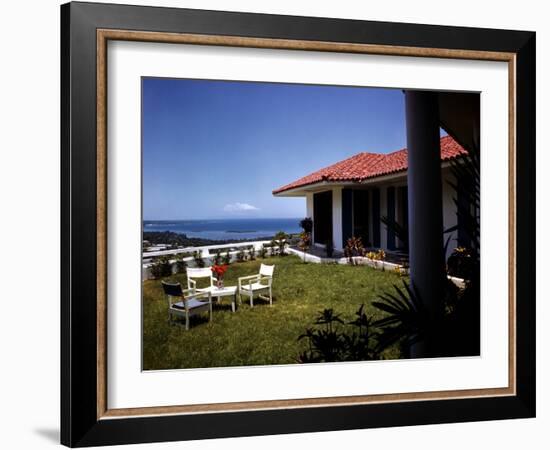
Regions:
[[143, 218, 302, 241]]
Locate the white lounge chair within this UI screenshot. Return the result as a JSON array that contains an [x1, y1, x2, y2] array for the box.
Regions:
[[186, 267, 217, 294], [161, 281, 212, 330], [238, 264, 275, 307]]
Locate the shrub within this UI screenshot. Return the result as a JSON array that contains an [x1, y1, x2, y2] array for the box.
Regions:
[[392, 266, 407, 277], [259, 245, 268, 259], [344, 236, 364, 265], [193, 251, 205, 268], [364, 249, 386, 270], [264, 242, 276, 256], [236, 248, 246, 262], [297, 305, 381, 363], [372, 277, 480, 358], [447, 247, 474, 279], [150, 256, 172, 279], [213, 249, 222, 265], [299, 217, 313, 233], [174, 254, 187, 274], [222, 250, 231, 265], [272, 231, 288, 256], [298, 231, 311, 262], [248, 247, 256, 261]]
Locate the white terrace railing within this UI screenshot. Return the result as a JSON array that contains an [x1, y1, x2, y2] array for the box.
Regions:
[[143, 240, 272, 259], [142, 240, 465, 288], [142, 240, 276, 280]]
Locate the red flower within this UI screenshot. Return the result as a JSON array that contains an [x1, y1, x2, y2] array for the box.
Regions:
[[211, 264, 228, 278]]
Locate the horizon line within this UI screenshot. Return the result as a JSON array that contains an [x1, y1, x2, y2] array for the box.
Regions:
[[143, 217, 304, 221]]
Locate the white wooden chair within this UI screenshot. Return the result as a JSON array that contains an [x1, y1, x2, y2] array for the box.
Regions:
[[238, 264, 275, 307], [186, 267, 217, 294], [161, 281, 212, 330]]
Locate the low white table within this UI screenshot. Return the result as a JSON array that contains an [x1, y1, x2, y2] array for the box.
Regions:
[[210, 286, 238, 312]]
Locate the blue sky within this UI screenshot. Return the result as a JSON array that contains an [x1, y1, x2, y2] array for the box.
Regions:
[[142, 78, 408, 220]]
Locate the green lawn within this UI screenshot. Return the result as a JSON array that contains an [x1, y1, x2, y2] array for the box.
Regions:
[[143, 255, 405, 370]]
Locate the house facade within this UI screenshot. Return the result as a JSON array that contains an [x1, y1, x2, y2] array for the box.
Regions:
[[273, 135, 470, 258]]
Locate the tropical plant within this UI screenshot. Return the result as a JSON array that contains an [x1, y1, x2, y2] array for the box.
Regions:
[[446, 139, 480, 258], [392, 266, 407, 277], [150, 256, 172, 279], [271, 231, 288, 256], [344, 236, 364, 265], [222, 250, 231, 265], [298, 231, 311, 263], [447, 246, 474, 279], [192, 251, 205, 268], [236, 248, 246, 262], [297, 305, 381, 363], [248, 247, 256, 261], [213, 249, 222, 265], [372, 275, 480, 358], [259, 245, 268, 259], [173, 254, 187, 274], [299, 217, 313, 233], [372, 281, 430, 352], [372, 138, 481, 358]]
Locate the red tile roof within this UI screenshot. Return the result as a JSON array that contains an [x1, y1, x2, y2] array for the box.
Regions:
[[273, 135, 467, 195]]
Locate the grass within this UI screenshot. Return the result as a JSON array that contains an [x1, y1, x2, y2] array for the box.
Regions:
[[143, 255, 406, 370]]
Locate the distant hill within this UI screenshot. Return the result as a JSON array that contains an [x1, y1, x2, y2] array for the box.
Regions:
[[143, 231, 225, 248], [143, 231, 277, 248]]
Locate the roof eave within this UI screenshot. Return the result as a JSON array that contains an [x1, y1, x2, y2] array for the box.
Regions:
[[273, 180, 357, 197], [273, 172, 407, 197], [272, 161, 456, 197]]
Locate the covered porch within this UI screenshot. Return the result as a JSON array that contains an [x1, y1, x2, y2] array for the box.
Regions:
[[302, 177, 409, 253], [273, 129, 473, 261], [275, 165, 461, 260]]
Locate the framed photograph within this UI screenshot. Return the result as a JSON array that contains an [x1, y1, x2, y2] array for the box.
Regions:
[[61, 1, 536, 447]]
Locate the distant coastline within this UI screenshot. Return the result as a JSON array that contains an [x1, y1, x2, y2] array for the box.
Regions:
[[143, 230, 283, 248], [143, 218, 302, 242]]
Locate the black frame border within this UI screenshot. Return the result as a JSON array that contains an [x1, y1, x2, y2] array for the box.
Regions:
[[61, 2, 536, 447]]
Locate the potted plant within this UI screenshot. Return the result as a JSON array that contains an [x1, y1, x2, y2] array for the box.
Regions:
[[299, 217, 313, 233], [211, 264, 229, 289], [298, 231, 311, 263], [447, 247, 474, 279]]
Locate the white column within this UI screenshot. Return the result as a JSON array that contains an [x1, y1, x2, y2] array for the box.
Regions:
[[332, 187, 343, 250], [306, 193, 314, 217]]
